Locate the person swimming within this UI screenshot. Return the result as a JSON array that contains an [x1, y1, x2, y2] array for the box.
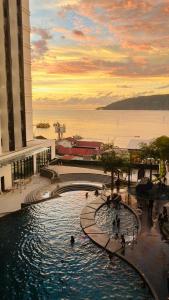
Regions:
[[70, 235, 75, 245]]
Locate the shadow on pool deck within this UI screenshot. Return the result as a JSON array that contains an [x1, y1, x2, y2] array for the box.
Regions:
[[120, 193, 169, 300]]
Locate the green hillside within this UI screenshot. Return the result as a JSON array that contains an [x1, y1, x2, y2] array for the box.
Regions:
[[99, 94, 169, 110]]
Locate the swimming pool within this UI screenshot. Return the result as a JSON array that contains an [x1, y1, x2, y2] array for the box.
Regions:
[[0, 190, 153, 299], [95, 202, 138, 242]]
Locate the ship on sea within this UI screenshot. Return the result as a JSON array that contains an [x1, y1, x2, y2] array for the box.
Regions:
[[36, 122, 50, 128]]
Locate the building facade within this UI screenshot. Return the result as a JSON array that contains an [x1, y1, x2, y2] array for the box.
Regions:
[[0, 0, 33, 153], [0, 0, 55, 193]]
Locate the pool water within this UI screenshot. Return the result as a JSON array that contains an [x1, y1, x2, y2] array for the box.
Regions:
[[96, 203, 138, 242], [0, 191, 153, 299]]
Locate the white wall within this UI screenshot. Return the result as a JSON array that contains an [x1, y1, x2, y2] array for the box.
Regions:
[[0, 165, 12, 191], [58, 140, 72, 148], [50, 140, 56, 159]]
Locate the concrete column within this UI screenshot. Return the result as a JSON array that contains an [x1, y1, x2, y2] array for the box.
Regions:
[[0, 115, 1, 155], [0, 175, 1, 194], [33, 154, 37, 174]]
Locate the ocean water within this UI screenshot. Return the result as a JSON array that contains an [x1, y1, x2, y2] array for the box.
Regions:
[[33, 109, 169, 147]]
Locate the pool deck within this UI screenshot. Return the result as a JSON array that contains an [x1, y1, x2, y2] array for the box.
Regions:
[[0, 165, 110, 215], [80, 194, 122, 253], [0, 175, 51, 217], [121, 193, 169, 300]]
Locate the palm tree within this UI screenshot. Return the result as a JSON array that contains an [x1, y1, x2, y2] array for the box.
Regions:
[[101, 150, 129, 193], [140, 135, 169, 179]]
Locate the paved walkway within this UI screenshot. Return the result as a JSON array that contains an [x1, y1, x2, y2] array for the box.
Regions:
[[0, 166, 110, 215], [0, 175, 50, 217], [121, 192, 169, 300], [49, 165, 104, 174]]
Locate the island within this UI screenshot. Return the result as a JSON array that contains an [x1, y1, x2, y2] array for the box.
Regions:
[[98, 94, 169, 110]]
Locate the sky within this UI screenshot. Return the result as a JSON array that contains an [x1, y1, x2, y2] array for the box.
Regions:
[[30, 0, 169, 109]]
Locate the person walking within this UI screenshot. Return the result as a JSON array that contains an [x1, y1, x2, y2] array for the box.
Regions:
[[117, 217, 120, 231], [121, 234, 125, 248]]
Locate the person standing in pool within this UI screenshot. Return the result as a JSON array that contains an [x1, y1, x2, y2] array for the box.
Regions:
[[70, 236, 75, 245]]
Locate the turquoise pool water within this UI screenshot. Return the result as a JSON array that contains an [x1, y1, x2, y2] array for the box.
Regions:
[[0, 191, 153, 299]]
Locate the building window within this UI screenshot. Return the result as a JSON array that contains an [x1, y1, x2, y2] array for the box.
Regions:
[[12, 156, 33, 181], [36, 148, 51, 173]]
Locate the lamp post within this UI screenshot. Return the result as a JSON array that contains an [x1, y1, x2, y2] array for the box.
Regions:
[[53, 122, 66, 140]]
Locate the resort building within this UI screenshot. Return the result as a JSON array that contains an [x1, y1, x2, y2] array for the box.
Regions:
[[0, 0, 55, 193]]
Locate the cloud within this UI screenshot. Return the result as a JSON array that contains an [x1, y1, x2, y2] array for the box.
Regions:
[[59, 0, 169, 53], [33, 88, 163, 109], [33, 93, 121, 108], [33, 51, 169, 77], [32, 27, 52, 40], [156, 84, 169, 90], [31, 27, 52, 59], [73, 30, 85, 37], [117, 85, 131, 88], [30, 0, 169, 107]]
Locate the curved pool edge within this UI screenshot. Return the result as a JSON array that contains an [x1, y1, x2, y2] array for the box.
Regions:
[[116, 252, 158, 300], [80, 195, 158, 300]]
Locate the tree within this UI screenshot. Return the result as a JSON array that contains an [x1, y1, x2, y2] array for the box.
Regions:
[[101, 150, 129, 192], [140, 136, 169, 178]]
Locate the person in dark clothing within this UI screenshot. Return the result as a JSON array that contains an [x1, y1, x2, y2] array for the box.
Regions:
[[115, 178, 120, 192], [70, 236, 75, 245], [114, 233, 119, 239], [163, 206, 168, 217], [158, 213, 163, 226], [95, 189, 99, 196], [117, 217, 120, 231], [121, 234, 125, 248], [107, 195, 111, 207], [148, 199, 154, 214], [167, 271, 169, 294]]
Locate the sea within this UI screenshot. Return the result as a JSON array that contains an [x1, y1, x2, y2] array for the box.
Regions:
[[33, 109, 169, 148]]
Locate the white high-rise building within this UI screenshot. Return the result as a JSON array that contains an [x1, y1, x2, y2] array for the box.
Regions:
[[0, 0, 55, 194]]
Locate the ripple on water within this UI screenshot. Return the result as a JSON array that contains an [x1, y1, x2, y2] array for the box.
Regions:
[[0, 191, 153, 300], [95, 202, 138, 241]]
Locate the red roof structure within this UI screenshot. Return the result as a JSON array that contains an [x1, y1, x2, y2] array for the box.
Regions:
[[76, 140, 103, 148], [57, 139, 103, 157]]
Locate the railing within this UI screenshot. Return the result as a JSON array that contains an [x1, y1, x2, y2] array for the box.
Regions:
[[40, 167, 58, 183], [50, 158, 159, 170]]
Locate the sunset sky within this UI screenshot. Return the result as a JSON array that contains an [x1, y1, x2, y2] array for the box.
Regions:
[[30, 0, 169, 109]]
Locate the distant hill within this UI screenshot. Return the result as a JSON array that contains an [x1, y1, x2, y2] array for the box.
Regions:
[[98, 94, 169, 110]]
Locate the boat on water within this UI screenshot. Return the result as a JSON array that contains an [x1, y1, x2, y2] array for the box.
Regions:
[[36, 122, 50, 128]]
